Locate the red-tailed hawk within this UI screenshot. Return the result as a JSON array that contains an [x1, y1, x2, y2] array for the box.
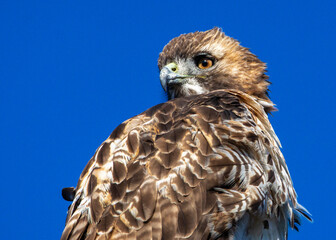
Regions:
[[61, 28, 311, 240]]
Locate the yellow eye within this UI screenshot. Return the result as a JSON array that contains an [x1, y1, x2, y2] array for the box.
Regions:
[[197, 57, 213, 69]]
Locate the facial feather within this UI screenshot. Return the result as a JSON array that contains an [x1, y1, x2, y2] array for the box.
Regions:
[[158, 27, 270, 100]]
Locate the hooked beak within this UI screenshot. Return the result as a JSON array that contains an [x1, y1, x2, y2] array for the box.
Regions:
[[160, 62, 192, 92]]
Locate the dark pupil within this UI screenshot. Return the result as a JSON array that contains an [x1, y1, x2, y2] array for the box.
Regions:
[[201, 59, 208, 67]]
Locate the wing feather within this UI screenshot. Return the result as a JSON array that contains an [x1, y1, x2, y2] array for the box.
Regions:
[[61, 90, 308, 240]]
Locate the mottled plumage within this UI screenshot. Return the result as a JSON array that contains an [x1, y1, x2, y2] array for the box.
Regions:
[[61, 28, 310, 240]]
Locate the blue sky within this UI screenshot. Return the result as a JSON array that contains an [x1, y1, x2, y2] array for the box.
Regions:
[[1, 0, 335, 239]]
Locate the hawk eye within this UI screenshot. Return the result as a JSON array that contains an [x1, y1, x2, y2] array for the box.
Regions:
[[194, 55, 214, 69]]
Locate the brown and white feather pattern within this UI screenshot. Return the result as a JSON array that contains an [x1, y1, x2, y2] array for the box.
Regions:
[[61, 90, 306, 240]]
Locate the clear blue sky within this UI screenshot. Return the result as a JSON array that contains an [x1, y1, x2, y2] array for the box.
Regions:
[[1, 1, 335, 239]]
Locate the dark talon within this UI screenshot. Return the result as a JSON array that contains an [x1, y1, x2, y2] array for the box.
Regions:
[[62, 187, 75, 201]]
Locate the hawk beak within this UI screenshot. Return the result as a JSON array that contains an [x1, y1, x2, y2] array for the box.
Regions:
[[160, 62, 192, 92]]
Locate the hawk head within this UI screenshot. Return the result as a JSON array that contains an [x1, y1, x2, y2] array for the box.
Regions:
[[158, 27, 270, 100]]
